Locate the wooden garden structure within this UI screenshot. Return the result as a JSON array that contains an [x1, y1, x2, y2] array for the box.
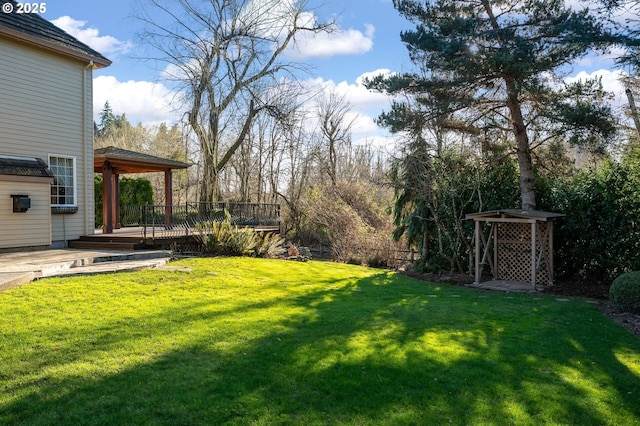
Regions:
[[466, 209, 564, 291], [94, 146, 190, 234]]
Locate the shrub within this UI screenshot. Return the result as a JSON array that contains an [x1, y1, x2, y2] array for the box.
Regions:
[[227, 228, 258, 256], [367, 251, 394, 268], [194, 215, 284, 258], [541, 161, 640, 281], [302, 181, 400, 264], [194, 218, 234, 255], [347, 256, 365, 265], [255, 233, 285, 258], [610, 271, 640, 313]]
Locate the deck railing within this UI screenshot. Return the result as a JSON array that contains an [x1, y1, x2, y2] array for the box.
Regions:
[[141, 202, 281, 241], [120, 204, 145, 227]]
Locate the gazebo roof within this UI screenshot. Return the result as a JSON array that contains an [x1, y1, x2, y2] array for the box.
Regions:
[[465, 209, 565, 221], [94, 146, 190, 174]]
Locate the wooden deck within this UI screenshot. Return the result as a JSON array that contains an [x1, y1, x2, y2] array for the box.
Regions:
[[93, 227, 147, 237], [69, 228, 150, 250], [82, 202, 282, 250], [70, 224, 281, 250]]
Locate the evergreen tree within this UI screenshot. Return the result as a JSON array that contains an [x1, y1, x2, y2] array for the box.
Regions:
[[366, 0, 619, 210], [97, 101, 116, 137]]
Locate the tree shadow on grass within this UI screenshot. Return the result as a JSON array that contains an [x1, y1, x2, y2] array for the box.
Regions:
[[2, 268, 640, 425]]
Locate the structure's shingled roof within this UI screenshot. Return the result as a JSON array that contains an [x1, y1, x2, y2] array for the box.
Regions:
[[466, 209, 565, 221], [0, 0, 111, 67], [0, 156, 54, 178], [94, 146, 190, 174]]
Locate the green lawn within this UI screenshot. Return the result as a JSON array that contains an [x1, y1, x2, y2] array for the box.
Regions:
[[1, 257, 639, 425]]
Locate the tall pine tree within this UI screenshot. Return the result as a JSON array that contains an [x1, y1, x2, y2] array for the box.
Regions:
[[367, 0, 619, 210]]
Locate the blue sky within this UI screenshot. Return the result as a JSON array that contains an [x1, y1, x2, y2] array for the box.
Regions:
[[40, 0, 628, 147]]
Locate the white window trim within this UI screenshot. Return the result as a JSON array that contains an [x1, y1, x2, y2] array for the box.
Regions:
[[49, 154, 78, 207]]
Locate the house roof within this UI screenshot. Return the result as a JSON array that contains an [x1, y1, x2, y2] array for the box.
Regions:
[[0, 155, 54, 178], [94, 146, 191, 174], [0, 0, 111, 68], [466, 209, 565, 222]]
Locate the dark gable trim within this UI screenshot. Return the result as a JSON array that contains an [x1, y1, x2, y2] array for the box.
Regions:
[[0, 0, 111, 68]]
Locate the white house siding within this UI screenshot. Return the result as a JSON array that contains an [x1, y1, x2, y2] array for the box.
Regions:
[[0, 179, 51, 249], [0, 37, 95, 247]]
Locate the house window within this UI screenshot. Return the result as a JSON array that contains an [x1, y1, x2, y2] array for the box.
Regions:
[[49, 155, 76, 206]]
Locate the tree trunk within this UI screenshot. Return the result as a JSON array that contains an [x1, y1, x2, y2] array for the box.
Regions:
[[625, 87, 640, 140], [329, 138, 337, 185], [505, 79, 537, 211], [482, 0, 536, 211], [199, 154, 214, 203]]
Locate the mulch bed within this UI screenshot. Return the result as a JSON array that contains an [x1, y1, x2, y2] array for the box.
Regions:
[[547, 278, 640, 338], [401, 270, 640, 339]]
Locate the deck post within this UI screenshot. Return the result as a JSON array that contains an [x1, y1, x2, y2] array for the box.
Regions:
[[114, 173, 121, 229], [143, 205, 147, 241], [102, 161, 113, 234]]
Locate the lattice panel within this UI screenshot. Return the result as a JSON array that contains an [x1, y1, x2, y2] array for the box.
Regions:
[[496, 222, 549, 286], [535, 223, 550, 285], [174, 241, 203, 254]]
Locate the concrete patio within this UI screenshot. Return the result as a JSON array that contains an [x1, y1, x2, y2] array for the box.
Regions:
[[0, 248, 172, 291]]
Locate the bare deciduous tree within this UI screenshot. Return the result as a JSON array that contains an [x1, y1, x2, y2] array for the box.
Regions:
[[316, 89, 354, 184], [138, 0, 331, 201]]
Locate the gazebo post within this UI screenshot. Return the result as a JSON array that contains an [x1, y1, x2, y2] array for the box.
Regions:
[[102, 161, 113, 234], [164, 169, 173, 229], [548, 220, 554, 285], [474, 219, 481, 284], [114, 173, 120, 229], [493, 223, 498, 279], [531, 220, 537, 289]]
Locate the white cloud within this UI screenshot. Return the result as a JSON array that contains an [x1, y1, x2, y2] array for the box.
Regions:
[[572, 46, 626, 71], [300, 69, 398, 147], [565, 68, 628, 110], [303, 69, 394, 107], [238, 0, 374, 58], [336, 69, 396, 110], [51, 16, 133, 57], [160, 62, 193, 81], [240, 0, 301, 37], [93, 76, 182, 125], [289, 23, 375, 58]]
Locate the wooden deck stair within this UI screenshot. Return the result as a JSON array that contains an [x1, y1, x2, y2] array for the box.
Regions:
[[68, 235, 146, 250]]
